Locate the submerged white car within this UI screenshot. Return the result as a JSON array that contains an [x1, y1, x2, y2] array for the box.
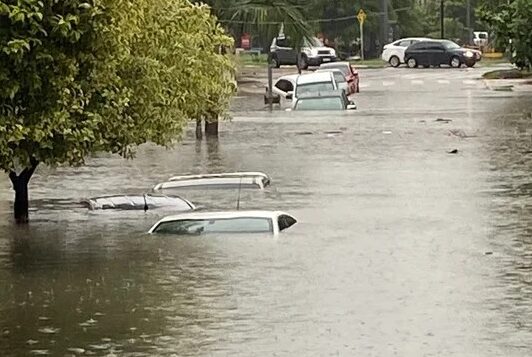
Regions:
[[381, 37, 429, 67], [153, 172, 271, 191], [148, 210, 297, 235]]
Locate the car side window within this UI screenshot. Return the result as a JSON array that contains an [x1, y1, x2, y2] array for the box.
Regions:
[[276, 37, 291, 48], [398, 40, 410, 47], [275, 79, 293, 92], [428, 43, 444, 51], [278, 215, 297, 231]]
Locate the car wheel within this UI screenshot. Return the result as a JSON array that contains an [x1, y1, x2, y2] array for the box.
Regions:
[[270, 55, 280, 68], [406, 57, 417, 68], [450, 56, 461, 68], [298, 55, 308, 70], [389, 56, 400, 68]]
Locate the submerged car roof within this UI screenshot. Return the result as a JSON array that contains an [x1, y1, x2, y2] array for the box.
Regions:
[[296, 89, 346, 99], [154, 210, 292, 223], [83, 194, 194, 210], [319, 61, 351, 68], [153, 173, 270, 191], [168, 172, 270, 182], [296, 71, 334, 85]]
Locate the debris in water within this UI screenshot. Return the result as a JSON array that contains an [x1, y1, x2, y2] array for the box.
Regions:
[[448, 149, 459, 154], [485, 251, 493, 255], [38, 327, 60, 334], [382, 130, 392, 135], [67, 348, 86, 354], [27, 339, 39, 345], [29, 350, 49, 355], [435, 118, 452, 123]]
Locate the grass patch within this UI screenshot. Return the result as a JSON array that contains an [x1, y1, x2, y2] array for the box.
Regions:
[[236, 53, 269, 66], [482, 69, 532, 79]]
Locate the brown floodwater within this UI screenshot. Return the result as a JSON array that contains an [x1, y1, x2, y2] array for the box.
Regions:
[[1, 67, 532, 356]]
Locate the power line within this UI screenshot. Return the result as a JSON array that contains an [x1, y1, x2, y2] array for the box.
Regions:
[[214, 6, 413, 24]]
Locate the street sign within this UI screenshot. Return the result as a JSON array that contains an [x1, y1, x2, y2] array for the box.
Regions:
[[357, 9, 366, 25]]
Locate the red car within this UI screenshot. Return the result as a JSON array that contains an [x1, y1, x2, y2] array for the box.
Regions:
[[318, 61, 360, 94]]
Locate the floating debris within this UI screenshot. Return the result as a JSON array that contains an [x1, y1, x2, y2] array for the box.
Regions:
[[26, 339, 39, 345], [435, 118, 452, 123], [67, 348, 86, 354], [382, 130, 392, 135], [38, 327, 60, 334], [29, 350, 49, 355], [448, 149, 459, 154], [485, 251, 493, 255]]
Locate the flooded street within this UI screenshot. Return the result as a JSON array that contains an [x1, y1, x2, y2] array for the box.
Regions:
[[1, 66, 532, 356]]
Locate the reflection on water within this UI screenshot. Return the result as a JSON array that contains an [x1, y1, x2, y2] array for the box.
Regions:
[[0, 90, 532, 356]]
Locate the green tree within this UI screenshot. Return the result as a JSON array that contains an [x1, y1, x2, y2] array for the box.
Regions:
[[0, 0, 235, 223], [479, 0, 532, 69]]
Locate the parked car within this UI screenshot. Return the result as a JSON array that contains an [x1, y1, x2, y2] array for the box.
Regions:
[[318, 61, 360, 94], [83, 194, 195, 211], [148, 210, 297, 235], [473, 31, 488, 47], [270, 36, 337, 69], [292, 90, 357, 111], [404, 40, 482, 68], [271, 74, 299, 100], [381, 37, 429, 67], [153, 172, 271, 191], [293, 71, 338, 105], [315, 69, 349, 95]]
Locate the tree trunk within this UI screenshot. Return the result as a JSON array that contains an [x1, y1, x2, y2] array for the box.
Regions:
[[9, 158, 39, 224], [205, 119, 219, 137], [195, 119, 203, 140]]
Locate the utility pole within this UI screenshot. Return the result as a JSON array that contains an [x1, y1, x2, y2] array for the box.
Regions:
[[440, 0, 444, 39]]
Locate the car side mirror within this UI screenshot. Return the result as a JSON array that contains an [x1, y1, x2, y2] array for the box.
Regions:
[[286, 91, 293, 100], [347, 104, 357, 110]]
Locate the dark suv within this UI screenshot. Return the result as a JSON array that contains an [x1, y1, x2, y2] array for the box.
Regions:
[[269, 36, 337, 69], [404, 40, 481, 68]]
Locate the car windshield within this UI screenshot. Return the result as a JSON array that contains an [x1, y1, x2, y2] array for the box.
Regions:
[[295, 82, 334, 97], [295, 97, 344, 110], [154, 217, 274, 234], [441, 40, 460, 50]]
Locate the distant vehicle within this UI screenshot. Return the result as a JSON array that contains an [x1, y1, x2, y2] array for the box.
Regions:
[[292, 90, 357, 111], [270, 36, 337, 69], [381, 37, 430, 67], [473, 31, 488, 47], [404, 40, 481, 68], [315, 68, 349, 95], [318, 61, 360, 94], [83, 194, 194, 211], [148, 210, 297, 235], [153, 172, 271, 191], [293, 71, 338, 105], [271, 74, 299, 100]]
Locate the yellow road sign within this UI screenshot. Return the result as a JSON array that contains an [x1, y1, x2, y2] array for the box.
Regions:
[[357, 9, 367, 24]]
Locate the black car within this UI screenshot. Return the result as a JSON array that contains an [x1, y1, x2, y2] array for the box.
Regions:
[[404, 40, 481, 68]]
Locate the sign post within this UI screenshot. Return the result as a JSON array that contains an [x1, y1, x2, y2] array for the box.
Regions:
[[357, 9, 367, 61]]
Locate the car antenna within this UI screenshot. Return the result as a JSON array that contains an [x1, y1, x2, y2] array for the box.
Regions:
[[143, 193, 149, 212], [236, 177, 242, 211]]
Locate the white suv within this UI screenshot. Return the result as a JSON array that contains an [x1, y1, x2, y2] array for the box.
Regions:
[[381, 37, 429, 67]]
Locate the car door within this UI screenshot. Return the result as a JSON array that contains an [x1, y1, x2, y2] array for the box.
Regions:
[[429, 42, 446, 66]]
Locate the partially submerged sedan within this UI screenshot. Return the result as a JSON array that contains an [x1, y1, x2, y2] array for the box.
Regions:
[[148, 211, 297, 235], [83, 194, 195, 211], [153, 172, 271, 191]]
